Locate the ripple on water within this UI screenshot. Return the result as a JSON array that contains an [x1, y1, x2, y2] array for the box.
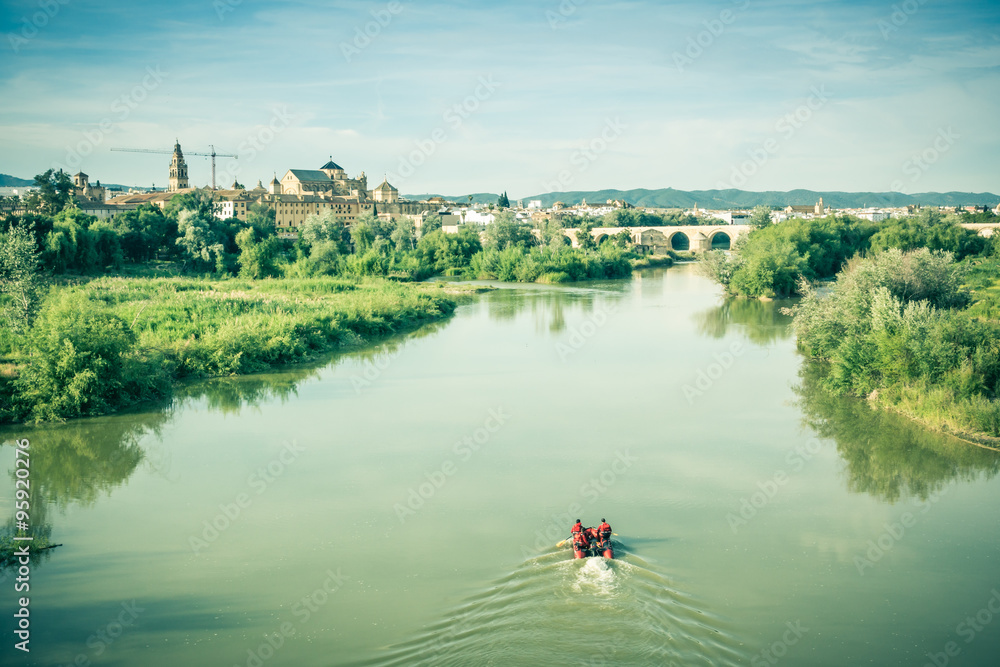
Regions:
[[351, 545, 748, 667]]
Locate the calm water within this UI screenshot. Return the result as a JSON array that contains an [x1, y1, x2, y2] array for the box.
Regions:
[[3, 263, 1000, 666]]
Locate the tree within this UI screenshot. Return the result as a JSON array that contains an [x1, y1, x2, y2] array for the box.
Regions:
[[540, 217, 567, 250], [246, 202, 277, 237], [612, 228, 633, 249], [349, 220, 375, 253], [354, 211, 393, 242], [498, 191, 510, 209], [26, 169, 74, 215], [112, 204, 175, 262], [576, 219, 597, 250], [235, 228, 282, 279], [300, 210, 348, 250], [174, 193, 230, 273], [420, 213, 443, 237], [483, 212, 536, 251], [0, 223, 46, 333], [390, 217, 416, 251], [749, 205, 773, 229], [14, 291, 168, 422]]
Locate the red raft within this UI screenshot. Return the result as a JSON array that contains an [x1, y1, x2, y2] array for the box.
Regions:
[[570, 527, 614, 559]]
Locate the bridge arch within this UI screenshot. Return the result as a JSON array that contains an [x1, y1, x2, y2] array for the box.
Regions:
[[710, 230, 732, 250], [595, 233, 609, 245], [669, 231, 690, 251]]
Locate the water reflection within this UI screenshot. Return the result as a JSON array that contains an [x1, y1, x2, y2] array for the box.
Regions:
[[483, 286, 626, 334], [0, 412, 170, 573], [795, 363, 1000, 503], [2, 413, 169, 509], [694, 298, 794, 346]]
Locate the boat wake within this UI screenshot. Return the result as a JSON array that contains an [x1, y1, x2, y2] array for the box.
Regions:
[[352, 544, 748, 666]]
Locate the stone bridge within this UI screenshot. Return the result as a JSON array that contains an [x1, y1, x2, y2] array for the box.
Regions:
[[960, 222, 999, 237], [562, 225, 752, 253], [563, 222, 997, 252]]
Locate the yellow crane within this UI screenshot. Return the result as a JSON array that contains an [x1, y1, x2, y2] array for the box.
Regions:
[[110, 144, 238, 190]]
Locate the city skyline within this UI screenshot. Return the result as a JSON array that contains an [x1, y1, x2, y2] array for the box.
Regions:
[[1, 0, 998, 199]]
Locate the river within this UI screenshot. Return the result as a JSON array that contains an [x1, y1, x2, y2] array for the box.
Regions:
[[3, 263, 999, 666]]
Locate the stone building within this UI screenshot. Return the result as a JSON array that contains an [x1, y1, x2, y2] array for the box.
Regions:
[[372, 178, 399, 203], [72, 171, 106, 202], [279, 158, 368, 197], [168, 141, 189, 191]]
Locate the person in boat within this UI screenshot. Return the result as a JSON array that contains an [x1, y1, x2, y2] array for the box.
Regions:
[[572, 528, 590, 553], [585, 525, 601, 542], [571, 519, 584, 535], [598, 518, 612, 540]]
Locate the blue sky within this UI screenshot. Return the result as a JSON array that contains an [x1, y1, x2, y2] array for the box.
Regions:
[[1, 0, 998, 198]]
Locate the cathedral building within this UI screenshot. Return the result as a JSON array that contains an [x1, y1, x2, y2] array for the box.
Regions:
[[168, 141, 189, 191]]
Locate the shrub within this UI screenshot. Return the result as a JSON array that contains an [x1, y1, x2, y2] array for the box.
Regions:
[[14, 291, 170, 422]]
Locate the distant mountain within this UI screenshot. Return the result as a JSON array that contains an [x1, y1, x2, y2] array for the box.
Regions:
[[518, 188, 1000, 210], [1, 173, 144, 191], [0, 174, 33, 187], [406, 188, 1000, 210]]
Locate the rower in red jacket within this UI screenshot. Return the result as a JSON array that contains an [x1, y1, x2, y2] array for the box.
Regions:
[[572, 529, 590, 559], [598, 519, 612, 540]]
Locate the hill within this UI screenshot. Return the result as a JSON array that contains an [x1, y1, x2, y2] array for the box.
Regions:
[[0, 174, 34, 187], [404, 188, 1000, 210]]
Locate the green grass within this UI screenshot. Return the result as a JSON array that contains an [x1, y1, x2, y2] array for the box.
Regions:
[[2, 276, 466, 423], [629, 254, 676, 270], [963, 255, 1000, 321], [74, 276, 461, 377]]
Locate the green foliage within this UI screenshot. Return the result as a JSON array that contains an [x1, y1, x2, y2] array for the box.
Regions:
[[236, 228, 282, 279], [300, 209, 348, 254], [174, 192, 233, 274], [349, 220, 375, 253], [483, 212, 536, 251], [705, 215, 877, 298], [576, 219, 597, 251], [246, 202, 277, 237], [26, 169, 74, 215], [420, 214, 443, 237], [391, 217, 416, 252], [748, 205, 773, 229], [0, 223, 46, 333], [2, 277, 460, 423], [12, 291, 171, 422], [498, 191, 510, 209], [727, 236, 808, 298], [469, 244, 631, 283], [112, 204, 176, 262], [868, 209, 988, 260], [415, 227, 482, 274], [539, 217, 567, 250], [600, 208, 699, 227], [794, 361, 1000, 503], [791, 249, 1000, 438]]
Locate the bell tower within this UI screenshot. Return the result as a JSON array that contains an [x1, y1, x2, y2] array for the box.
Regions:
[[168, 140, 189, 191]]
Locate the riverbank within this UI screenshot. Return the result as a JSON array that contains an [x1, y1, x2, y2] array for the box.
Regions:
[[792, 249, 1000, 445], [0, 276, 480, 423]]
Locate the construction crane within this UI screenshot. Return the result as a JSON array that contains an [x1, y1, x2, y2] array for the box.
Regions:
[[110, 144, 238, 190]]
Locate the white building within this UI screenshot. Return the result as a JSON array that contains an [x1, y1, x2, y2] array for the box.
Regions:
[[463, 210, 496, 225]]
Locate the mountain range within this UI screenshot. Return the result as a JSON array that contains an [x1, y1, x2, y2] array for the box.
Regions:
[[3, 172, 996, 210], [405, 188, 1000, 209]]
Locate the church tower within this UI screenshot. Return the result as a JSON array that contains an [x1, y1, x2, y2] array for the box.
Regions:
[[168, 140, 189, 191]]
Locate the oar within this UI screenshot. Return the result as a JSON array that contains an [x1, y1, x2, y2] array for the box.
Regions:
[[556, 537, 571, 548]]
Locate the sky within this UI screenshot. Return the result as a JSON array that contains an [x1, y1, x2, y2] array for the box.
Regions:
[[1, 0, 998, 199]]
